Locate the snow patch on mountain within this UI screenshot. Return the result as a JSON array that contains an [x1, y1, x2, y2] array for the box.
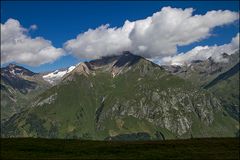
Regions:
[[43, 65, 76, 84]]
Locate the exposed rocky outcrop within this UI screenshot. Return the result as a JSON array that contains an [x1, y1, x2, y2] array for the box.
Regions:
[[1, 52, 238, 140]]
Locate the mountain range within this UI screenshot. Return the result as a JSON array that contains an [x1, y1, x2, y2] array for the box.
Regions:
[[1, 51, 239, 140]]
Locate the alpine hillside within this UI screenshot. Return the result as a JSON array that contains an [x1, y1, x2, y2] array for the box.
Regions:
[[1, 52, 238, 140], [163, 51, 239, 120], [1, 64, 52, 122]]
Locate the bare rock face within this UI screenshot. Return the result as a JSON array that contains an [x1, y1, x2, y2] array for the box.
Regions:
[[63, 51, 143, 80], [72, 62, 91, 75], [35, 93, 58, 107], [61, 62, 91, 82], [1, 64, 37, 93], [162, 51, 240, 122], [97, 88, 221, 136]]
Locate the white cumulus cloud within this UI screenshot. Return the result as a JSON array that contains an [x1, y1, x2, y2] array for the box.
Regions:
[[64, 7, 239, 59], [1, 18, 65, 66], [64, 21, 134, 59], [159, 33, 239, 65]]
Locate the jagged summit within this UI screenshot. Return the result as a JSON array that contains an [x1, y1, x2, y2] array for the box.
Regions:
[[88, 51, 142, 68], [64, 51, 149, 80], [2, 63, 35, 77], [113, 51, 142, 68]]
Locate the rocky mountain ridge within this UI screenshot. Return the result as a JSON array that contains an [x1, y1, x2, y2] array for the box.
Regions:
[[162, 51, 239, 120], [162, 51, 239, 87], [1, 52, 238, 140], [1, 64, 51, 121]]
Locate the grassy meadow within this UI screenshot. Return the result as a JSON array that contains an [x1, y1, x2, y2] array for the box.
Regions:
[[1, 138, 239, 159]]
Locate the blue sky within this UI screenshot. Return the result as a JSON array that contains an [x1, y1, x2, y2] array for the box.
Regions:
[[1, 1, 239, 72]]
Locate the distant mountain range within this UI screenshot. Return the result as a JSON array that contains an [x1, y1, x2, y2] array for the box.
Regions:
[[1, 51, 239, 140], [1, 64, 50, 121], [162, 51, 239, 120]]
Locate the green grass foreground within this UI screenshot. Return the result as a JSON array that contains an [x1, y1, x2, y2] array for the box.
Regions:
[[1, 138, 239, 159]]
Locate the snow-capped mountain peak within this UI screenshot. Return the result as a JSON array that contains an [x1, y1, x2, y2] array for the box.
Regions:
[[43, 65, 76, 85]]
